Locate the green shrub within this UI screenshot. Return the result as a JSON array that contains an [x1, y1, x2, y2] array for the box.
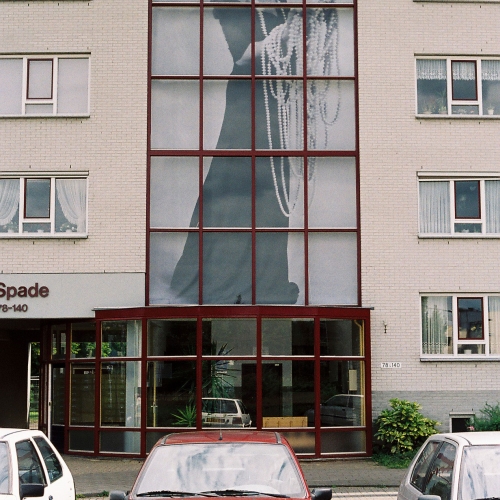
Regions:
[[374, 398, 439, 454], [469, 402, 500, 431]]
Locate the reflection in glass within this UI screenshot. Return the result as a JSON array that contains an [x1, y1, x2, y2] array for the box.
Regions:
[[149, 232, 199, 305], [28, 60, 53, 99], [421, 296, 453, 355], [51, 324, 67, 360], [57, 59, 89, 114], [152, 8, 200, 76], [455, 181, 480, 218], [71, 322, 96, 358], [25, 179, 50, 218], [202, 232, 252, 304], [70, 364, 95, 425], [150, 157, 199, 229], [256, 233, 303, 305], [320, 319, 363, 356], [101, 362, 141, 427], [321, 430, 365, 453], [68, 430, 94, 452], [202, 319, 256, 356], [102, 321, 141, 357], [482, 61, 500, 115], [262, 319, 314, 355], [281, 432, 315, 454], [51, 366, 65, 425], [308, 232, 357, 305], [100, 431, 140, 454], [458, 298, 483, 339], [151, 80, 199, 150], [203, 157, 251, 227], [308, 157, 356, 228], [147, 361, 196, 427], [262, 360, 314, 426], [317, 360, 364, 427], [0, 59, 23, 114], [148, 319, 197, 356], [201, 359, 256, 426]]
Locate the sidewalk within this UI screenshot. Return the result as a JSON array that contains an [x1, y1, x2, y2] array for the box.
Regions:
[[64, 455, 404, 499]]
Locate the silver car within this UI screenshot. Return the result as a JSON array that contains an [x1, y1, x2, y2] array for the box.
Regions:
[[398, 431, 500, 500]]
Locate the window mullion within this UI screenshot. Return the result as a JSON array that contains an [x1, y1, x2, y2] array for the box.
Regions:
[[53, 57, 58, 115], [450, 180, 456, 234], [50, 178, 56, 234], [452, 296, 458, 356], [22, 58, 28, 115], [19, 177, 26, 230]]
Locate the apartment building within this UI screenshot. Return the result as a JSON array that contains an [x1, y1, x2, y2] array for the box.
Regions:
[[0, 0, 498, 458]]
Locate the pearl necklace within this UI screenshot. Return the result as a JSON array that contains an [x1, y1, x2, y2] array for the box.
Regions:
[[259, 6, 340, 217]]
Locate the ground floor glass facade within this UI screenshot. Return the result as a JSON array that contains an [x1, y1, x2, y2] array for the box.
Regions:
[[40, 306, 371, 458]]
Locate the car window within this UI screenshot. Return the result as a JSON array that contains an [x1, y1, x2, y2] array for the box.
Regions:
[[222, 400, 237, 413], [237, 400, 248, 414], [33, 436, 63, 483], [411, 440, 441, 491], [0, 442, 10, 494], [15, 440, 46, 486], [135, 443, 306, 497], [458, 445, 500, 500], [423, 441, 456, 500]]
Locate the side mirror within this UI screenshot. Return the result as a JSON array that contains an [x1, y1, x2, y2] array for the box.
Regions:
[[109, 491, 128, 500], [20, 483, 45, 499], [311, 488, 332, 500]]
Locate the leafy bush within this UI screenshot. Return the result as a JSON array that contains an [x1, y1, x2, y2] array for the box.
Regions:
[[468, 402, 500, 431], [374, 398, 439, 454]]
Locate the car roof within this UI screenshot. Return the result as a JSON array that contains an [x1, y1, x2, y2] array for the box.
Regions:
[[432, 431, 500, 446], [160, 430, 282, 446], [0, 428, 44, 440]]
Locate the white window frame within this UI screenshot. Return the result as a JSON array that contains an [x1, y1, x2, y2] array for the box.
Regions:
[[0, 172, 89, 238], [0, 55, 90, 117], [421, 294, 500, 360], [418, 172, 500, 237], [415, 57, 500, 117]]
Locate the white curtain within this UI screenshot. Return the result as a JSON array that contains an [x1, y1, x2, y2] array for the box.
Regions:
[[482, 60, 500, 81], [0, 179, 20, 226], [56, 178, 87, 232], [489, 297, 500, 355], [419, 181, 451, 234], [417, 59, 446, 80], [422, 296, 452, 354], [452, 61, 476, 81], [486, 180, 500, 234]]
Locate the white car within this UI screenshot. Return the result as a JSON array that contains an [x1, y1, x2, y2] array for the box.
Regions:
[[201, 398, 252, 427], [398, 431, 500, 500], [0, 428, 75, 500]]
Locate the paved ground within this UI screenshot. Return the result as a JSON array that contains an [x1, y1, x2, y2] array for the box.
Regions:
[[64, 455, 404, 500]]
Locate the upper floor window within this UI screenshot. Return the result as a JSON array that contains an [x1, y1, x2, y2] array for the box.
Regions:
[[0, 175, 88, 237], [419, 177, 500, 236], [421, 295, 500, 357], [416, 58, 500, 116], [0, 56, 89, 116]]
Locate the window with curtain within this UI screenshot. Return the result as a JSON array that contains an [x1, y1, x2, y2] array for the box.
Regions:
[[419, 178, 500, 236], [422, 295, 500, 357], [0, 55, 89, 116], [416, 58, 500, 116], [0, 176, 87, 236]]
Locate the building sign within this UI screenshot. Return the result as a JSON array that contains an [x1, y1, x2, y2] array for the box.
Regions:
[[0, 273, 144, 318]]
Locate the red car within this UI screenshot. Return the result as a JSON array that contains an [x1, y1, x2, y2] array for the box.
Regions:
[[109, 431, 331, 500]]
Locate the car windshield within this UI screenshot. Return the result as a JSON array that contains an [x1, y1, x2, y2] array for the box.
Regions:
[[134, 442, 306, 498], [0, 441, 10, 494], [459, 445, 500, 500]]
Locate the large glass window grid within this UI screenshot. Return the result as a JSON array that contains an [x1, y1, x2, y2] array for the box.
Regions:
[[149, 0, 359, 307], [50, 309, 369, 457]]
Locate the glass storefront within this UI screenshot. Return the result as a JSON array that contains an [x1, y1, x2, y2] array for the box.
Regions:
[[42, 306, 371, 458]]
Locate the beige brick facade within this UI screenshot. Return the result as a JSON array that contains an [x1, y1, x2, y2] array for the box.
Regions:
[[0, 0, 148, 274]]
